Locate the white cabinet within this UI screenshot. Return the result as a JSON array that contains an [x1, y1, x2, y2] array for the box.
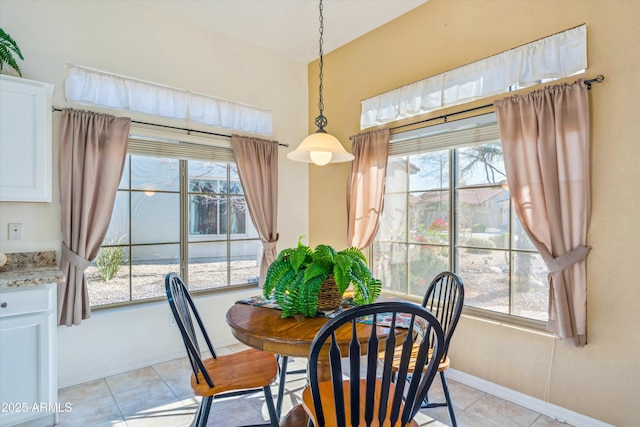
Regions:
[[0, 75, 54, 202], [0, 284, 57, 427]]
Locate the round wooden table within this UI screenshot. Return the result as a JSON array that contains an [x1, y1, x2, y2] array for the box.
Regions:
[[226, 299, 403, 426], [227, 302, 337, 426], [226, 302, 344, 381]]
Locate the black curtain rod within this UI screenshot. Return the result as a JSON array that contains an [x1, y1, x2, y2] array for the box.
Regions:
[[51, 107, 289, 147], [389, 75, 605, 132]]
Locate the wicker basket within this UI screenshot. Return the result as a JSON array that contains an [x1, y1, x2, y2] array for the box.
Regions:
[[317, 275, 342, 312]]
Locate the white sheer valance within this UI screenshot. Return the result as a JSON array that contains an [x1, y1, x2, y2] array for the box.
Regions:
[[64, 64, 273, 135], [361, 25, 587, 129]]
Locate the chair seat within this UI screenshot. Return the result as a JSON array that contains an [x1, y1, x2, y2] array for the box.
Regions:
[[191, 348, 278, 397], [302, 379, 419, 427], [390, 345, 450, 372]]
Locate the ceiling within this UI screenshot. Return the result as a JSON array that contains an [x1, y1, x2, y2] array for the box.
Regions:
[[135, 0, 427, 63]]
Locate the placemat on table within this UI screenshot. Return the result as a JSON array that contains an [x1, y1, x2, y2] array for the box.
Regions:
[[236, 294, 355, 317]]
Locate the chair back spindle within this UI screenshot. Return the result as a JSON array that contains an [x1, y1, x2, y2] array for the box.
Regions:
[[304, 301, 445, 427], [422, 272, 464, 361]]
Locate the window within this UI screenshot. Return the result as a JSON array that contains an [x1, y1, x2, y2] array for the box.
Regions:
[[373, 114, 548, 324], [86, 136, 260, 308]]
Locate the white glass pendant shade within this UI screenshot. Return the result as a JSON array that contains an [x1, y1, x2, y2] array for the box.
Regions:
[[310, 150, 332, 166], [287, 131, 355, 165], [288, 0, 355, 166]]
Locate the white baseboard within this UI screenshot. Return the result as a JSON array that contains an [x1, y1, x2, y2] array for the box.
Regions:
[[446, 369, 613, 427]]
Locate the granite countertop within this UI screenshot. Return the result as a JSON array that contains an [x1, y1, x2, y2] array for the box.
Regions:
[[0, 267, 65, 289], [0, 251, 65, 289]]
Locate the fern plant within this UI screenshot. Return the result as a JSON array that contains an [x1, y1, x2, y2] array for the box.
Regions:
[[0, 28, 24, 77], [263, 236, 382, 317]]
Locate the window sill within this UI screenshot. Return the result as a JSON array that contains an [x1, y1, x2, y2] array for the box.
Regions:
[[380, 290, 549, 334], [90, 282, 261, 312], [461, 306, 550, 334]]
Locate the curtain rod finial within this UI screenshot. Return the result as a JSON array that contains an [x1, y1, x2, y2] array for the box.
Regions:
[[584, 74, 605, 90]]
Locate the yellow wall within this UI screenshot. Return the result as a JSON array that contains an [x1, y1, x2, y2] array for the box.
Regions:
[[308, 0, 640, 424]]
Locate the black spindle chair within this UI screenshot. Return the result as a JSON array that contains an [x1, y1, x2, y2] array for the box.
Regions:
[[165, 273, 279, 427], [390, 271, 465, 426], [302, 301, 445, 427]]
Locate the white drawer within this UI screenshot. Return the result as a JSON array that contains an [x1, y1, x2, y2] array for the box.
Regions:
[[0, 285, 53, 318]]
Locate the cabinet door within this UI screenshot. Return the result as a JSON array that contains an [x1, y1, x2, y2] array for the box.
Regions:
[[0, 75, 54, 202], [0, 311, 52, 426]]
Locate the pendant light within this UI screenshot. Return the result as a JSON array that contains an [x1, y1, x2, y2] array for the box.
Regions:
[[287, 0, 354, 166]]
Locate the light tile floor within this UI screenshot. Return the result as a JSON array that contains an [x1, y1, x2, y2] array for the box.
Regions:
[[57, 343, 574, 427]]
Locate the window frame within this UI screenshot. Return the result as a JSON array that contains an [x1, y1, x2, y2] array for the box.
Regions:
[[89, 135, 260, 310], [373, 114, 548, 331]]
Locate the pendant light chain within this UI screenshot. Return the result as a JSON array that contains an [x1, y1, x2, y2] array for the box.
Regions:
[[286, 0, 354, 165], [315, 0, 328, 132]]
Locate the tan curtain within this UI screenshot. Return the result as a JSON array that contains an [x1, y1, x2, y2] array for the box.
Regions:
[[347, 128, 390, 249], [231, 135, 279, 286], [494, 79, 591, 347], [58, 109, 131, 326]]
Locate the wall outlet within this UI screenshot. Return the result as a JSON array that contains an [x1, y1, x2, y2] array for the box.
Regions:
[[169, 314, 177, 327], [8, 223, 22, 240]]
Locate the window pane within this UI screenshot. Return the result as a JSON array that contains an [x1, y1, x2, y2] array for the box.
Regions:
[[373, 242, 407, 294], [229, 196, 248, 235], [131, 192, 179, 244], [457, 144, 506, 186], [189, 160, 227, 191], [409, 191, 449, 244], [378, 193, 407, 241], [131, 156, 179, 191], [408, 244, 449, 297], [229, 164, 244, 195], [513, 206, 538, 251], [104, 191, 130, 245], [188, 241, 228, 291], [385, 157, 408, 194], [87, 246, 130, 306], [131, 244, 179, 301], [230, 240, 261, 286], [239, 200, 258, 238], [409, 151, 449, 191], [456, 187, 509, 248], [119, 156, 130, 189], [219, 197, 228, 235], [373, 242, 391, 290], [457, 248, 509, 314], [228, 180, 242, 195], [189, 194, 221, 236], [190, 179, 218, 193], [512, 252, 548, 321]]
